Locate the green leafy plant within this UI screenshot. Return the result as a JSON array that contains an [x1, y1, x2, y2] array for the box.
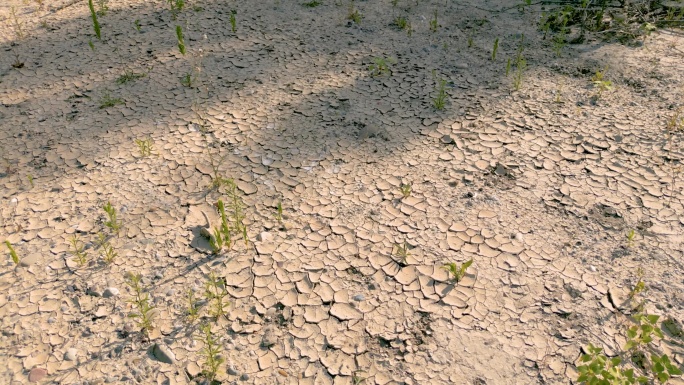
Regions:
[[492, 37, 499, 61], [180, 72, 193, 87], [442, 259, 473, 283], [176, 25, 186, 55], [626, 229, 636, 248], [392, 240, 411, 265], [592, 67, 613, 99], [134, 137, 153, 157], [96, 232, 118, 265], [399, 183, 411, 198], [88, 0, 101, 40], [4, 240, 19, 265], [186, 289, 200, 322], [394, 16, 408, 30], [116, 70, 146, 84], [347, 2, 362, 24], [512, 35, 526, 91], [467, 34, 473, 48], [304, 0, 321, 6], [134, 19, 141, 32], [433, 78, 447, 110], [167, 0, 184, 19], [27, 174, 34, 188], [577, 343, 646, 385], [208, 199, 232, 254], [229, 10, 237, 33], [369, 57, 395, 77], [197, 323, 224, 382], [125, 272, 156, 338], [96, 0, 109, 16], [103, 201, 122, 235], [99, 91, 124, 109], [429, 11, 438, 32], [69, 234, 88, 267], [205, 271, 230, 320], [274, 201, 283, 223], [506, 57, 512, 76]]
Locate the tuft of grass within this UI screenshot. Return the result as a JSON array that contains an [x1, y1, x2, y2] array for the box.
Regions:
[[204, 271, 230, 321], [229, 10, 237, 33], [392, 240, 411, 265], [197, 323, 224, 383], [591, 67, 613, 99], [134, 137, 153, 157], [369, 57, 395, 77], [103, 201, 122, 235], [99, 91, 124, 109], [96, 232, 118, 265], [399, 183, 411, 198], [394, 16, 408, 30], [186, 289, 200, 322], [442, 259, 473, 283], [208, 199, 232, 254], [303, 0, 321, 7], [180, 72, 193, 87], [512, 35, 526, 91], [4, 240, 19, 265], [88, 0, 101, 40], [274, 201, 283, 224], [347, 2, 362, 24], [492, 37, 499, 61], [168, 0, 184, 19], [96, 0, 109, 16], [134, 19, 141, 32], [429, 11, 438, 32], [116, 71, 146, 85], [176, 25, 186, 55], [125, 272, 156, 338], [433, 78, 447, 110], [69, 234, 88, 267]]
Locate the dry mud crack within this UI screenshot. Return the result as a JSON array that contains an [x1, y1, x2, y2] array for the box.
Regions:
[[1, 0, 684, 384]]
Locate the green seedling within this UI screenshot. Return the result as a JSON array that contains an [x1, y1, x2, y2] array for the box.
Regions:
[[27, 174, 34, 188], [89, 40, 95, 51], [492, 38, 499, 61], [125, 272, 156, 338], [88, 0, 101, 40], [134, 19, 141, 32], [442, 259, 473, 283], [577, 343, 646, 385], [96, 232, 118, 265], [4, 240, 19, 265], [394, 16, 408, 30], [69, 234, 88, 267], [180, 72, 193, 87], [512, 35, 526, 91], [369, 57, 395, 77], [229, 10, 237, 33], [99, 91, 124, 109], [352, 371, 367, 384], [116, 71, 146, 84], [399, 183, 411, 198], [205, 271, 230, 320], [208, 200, 231, 254], [304, 0, 321, 6], [103, 201, 122, 235], [186, 289, 200, 322], [626, 229, 636, 248], [223, 180, 248, 246], [467, 34, 473, 48], [197, 323, 224, 383], [591, 68, 613, 98], [274, 201, 283, 223], [392, 241, 411, 265], [625, 314, 663, 351], [134, 137, 153, 157], [429, 11, 438, 32], [168, 0, 184, 19], [433, 78, 447, 110], [96, 0, 109, 16], [347, 2, 362, 24], [506, 57, 511, 76], [176, 25, 186, 55]]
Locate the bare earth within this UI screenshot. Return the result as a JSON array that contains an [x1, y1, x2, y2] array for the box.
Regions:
[[1, 0, 684, 384]]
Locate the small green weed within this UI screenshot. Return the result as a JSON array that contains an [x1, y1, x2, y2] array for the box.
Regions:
[[180, 72, 193, 87], [224, 180, 248, 246], [168, 0, 184, 19], [134, 137, 153, 157], [506, 57, 511, 76], [27, 174, 34, 188], [99, 91, 124, 109], [629, 267, 646, 300], [197, 323, 224, 382], [209, 199, 232, 254], [394, 16, 408, 30], [492, 37, 499, 61], [392, 240, 411, 265], [116, 71, 146, 84], [229, 10, 237, 33], [69, 234, 88, 267], [626, 229, 636, 248], [96, 232, 118, 265], [442, 259, 473, 283], [134, 19, 141, 32], [467, 34, 473, 48], [176, 25, 186, 55], [274, 201, 283, 223], [369, 57, 395, 77], [353, 371, 367, 384], [429, 11, 438, 32], [347, 2, 362, 24], [592, 67, 613, 98], [205, 271, 230, 320], [186, 289, 200, 322], [88, 0, 101, 40], [4, 240, 19, 265], [103, 201, 122, 235], [391, 0, 398, 6], [433, 78, 447, 110], [304, 0, 321, 7], [96, 0, 109, 16], [512, 35, 526, 91], [125, 272, 156, 338], [577, 343, 645, 385], [89, 40, 95, 51], [399, 183, 411, 198]]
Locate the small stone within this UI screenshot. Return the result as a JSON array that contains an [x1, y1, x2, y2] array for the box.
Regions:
[[103, 287, 119, 298], [151, 343, 176, 364], [64, 348, 78, 361], [353, 294, 365, 301], [440, 135, 455, 144], [240, 374, 250, 381], [28, 368, 47, 382]]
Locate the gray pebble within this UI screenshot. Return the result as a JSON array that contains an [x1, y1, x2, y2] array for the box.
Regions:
[[353, 294, 365, 301], [103, 287, 119, 298]]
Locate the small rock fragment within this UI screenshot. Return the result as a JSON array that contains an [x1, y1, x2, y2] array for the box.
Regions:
[[151, 343, 176, 364]]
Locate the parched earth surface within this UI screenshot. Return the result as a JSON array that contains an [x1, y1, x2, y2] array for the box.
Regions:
[[1, 0, 684, 384]]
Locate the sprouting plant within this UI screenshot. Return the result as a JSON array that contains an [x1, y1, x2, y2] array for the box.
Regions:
[[197, 323, 224, 382], [134, 19, 141, 32], [467, 34, 473, 48], [304, 0, 321, 6], [186, 289, 201, 322], [69, 234, 88, 267], [492, 38, 499, 61], [168, 0, 184, 19], [10, 7, 26, 40], [369, 57, 395, 77], [442, 259, 473, 283], [103, 201, 122, 235], [665, 108, 684, 207], [392, 241, 411, 265], [99, 91, 124, 109], [208, 199, 232, 254], [27, 174, 34, 188], [180, 72, 193, 87], [577, 343, 645, 385], [433, 78, 447, 110], [229, 10, 237, 33], [4, 240, 19, 265], [96, 232, 118, 265], [89, 40, 95, 51], [399, 183, 411, 198], [512, 35, 526, 91], [347, 1, 362, 24], [116, 70, 146, 84], [176, 25, 186, 55], [391, 0, 398, 6], [429, 11, 438, 32], [274, 201, 283, 223], [394, 16, 408, 30], [352, 371, 367, 384], [96, 0, 109, 16], [626, 229, 636, 248], [88, 0, 101, 40], [592, 68, 613, 98], [134, 137, 153, 157], [125, 272, 156, 338], [555, 81, 564, 103], [205, 271, 230, 320], [224, 180, 248, 246]]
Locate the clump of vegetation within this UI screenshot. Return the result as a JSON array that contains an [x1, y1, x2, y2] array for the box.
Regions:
[[134, 19, 142, 32], [347, 1, 362, 24], [176, 25, 186, 55], [134, 137, 154, 157], [429, 11, 438, 32], [69, 234, 89, 267], [186, 289, 201, 322], [492, 38, 499, 61], [392, 240, 411, 265], [88, 0, 102, 40], [433, 78, 447, 110], [168, 0, 184, 19], [442, 259, 473, 283], [126, 272, 156, 338], [4, 240, 19, 265], [229, 10, 237, 33], [394, 16, 408, 30], [303, 0, 321, 7], [96, 232, 118, 265], [591, 67, 613, 99], [99, 91, 124, 109], [204, 271, 230, 320], [274, 201, 283, 224], [399, 183, 411, 198], [116, 71, 146, 84], [512, 35, 526, 91], [209, 199, 232, 254], [103, 201, 122, 235], [197, 323, 224, 383], [369, 57, 395, 77]]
